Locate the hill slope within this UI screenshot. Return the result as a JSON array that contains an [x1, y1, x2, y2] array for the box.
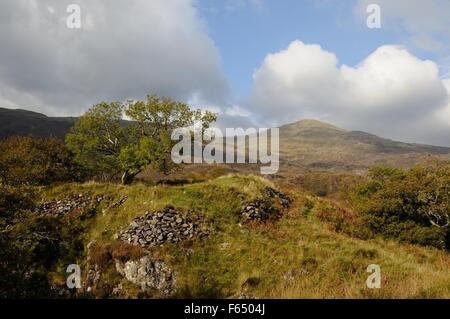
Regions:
[[0, 107, 75, 140], [279, 119, 450, 172], [37, 175, 450, 298]]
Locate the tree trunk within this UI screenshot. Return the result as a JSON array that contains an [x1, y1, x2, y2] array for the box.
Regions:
[[121, 171, 135, 185]]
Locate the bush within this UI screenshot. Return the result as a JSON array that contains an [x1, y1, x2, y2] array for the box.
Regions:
[[111, 243, 145, 263], [0, 186, 90, 298], [0, 136, 86, 186], [0, 184, 36, 221], [316, 202, 355, 233], [351, 162, 450, 249], [89, 243, 113, 269]]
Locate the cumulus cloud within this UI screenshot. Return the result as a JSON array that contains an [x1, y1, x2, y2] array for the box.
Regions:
[[0, 0, 229, 116], [249, 41, 450, 146]]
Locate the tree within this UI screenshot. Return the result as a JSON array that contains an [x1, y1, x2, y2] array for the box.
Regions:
[[122, 95, 217, 183], [66, 101, 136, 182], [414, 163, 450, 229], [67, 96, 217, 184], [0, 136, 84, 186]]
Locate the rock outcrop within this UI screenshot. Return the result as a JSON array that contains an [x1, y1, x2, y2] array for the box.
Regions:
[[115, 255, 177, 296]]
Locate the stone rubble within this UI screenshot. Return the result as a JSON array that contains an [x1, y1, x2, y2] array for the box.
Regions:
[[38, 193, 104, 217], [239, 188, 290, 222], [266, 187, 290, 207], [119, 206, 208, 247], [112, 196, 128, 208], [240, 201, 278, 221]]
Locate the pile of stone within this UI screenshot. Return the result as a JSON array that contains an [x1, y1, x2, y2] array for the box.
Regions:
[[112, 196, 128, 208], [119, 206, 206, 247], [38, 194, 103, 217], [239, 188, 290, 222], [240, 201, 279, 222], [266, 187, 290, 207]]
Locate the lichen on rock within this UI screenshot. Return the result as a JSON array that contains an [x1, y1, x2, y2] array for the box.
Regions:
[[115, 255, 177, 296]]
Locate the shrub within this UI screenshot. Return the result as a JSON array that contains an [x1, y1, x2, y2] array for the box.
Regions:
[[0, 186, 91, 298], [89, 243, 113, 269], [0, 184, 36, 221], [0, 136, 86, 186], [316, 202, 355, 233], [351, 162, 450, 249], [111, 243, 145, 263]]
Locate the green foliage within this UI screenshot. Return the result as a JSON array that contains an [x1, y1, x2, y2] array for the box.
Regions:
[[66, 96, 217, 184], [0, 136, 84, 186], [125, 95, 217, 134], [123, 95, 217, 179], [351, 162, 450, 249], [2, 175, 450, 298], [0, 184, 35, 221], [118, 142, 150, 185], [66, 101, 133, 181], [0, 186, 92, 298]]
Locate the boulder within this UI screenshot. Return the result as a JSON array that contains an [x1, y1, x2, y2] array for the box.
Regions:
[[115, 255, 177, 296]]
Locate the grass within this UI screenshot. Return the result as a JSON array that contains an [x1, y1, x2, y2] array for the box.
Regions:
[[37, 174, 450, 298]]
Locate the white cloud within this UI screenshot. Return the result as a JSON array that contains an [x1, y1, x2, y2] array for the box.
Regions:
[[249, 40, 450, 146], [0, 0, 229, 116]]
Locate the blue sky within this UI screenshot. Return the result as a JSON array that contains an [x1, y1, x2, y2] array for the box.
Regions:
[[196, 0, 448, 100]]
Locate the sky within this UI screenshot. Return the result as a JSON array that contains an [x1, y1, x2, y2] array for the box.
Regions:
[[0, 0, 450, 146]]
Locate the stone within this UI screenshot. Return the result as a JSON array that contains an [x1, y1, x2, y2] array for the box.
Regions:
[[115, 255, 177, 296], [118, 207, 209, 248], [38, 193, 101, 217], [112, 196, 128, 208]]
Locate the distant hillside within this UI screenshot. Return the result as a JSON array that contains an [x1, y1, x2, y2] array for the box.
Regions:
[[0, 107, 75, 140], [279, 119, 450, 172], [1, 107, 449, 172]]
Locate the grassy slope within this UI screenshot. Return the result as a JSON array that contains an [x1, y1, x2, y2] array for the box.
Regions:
[[38, 175, 450, 298], [279, 120, 450, 172]]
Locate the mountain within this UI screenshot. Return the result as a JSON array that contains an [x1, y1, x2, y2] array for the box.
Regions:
[[1, 107, 449, 172], [279, 119, 450, 172], [0, 107, 75, 140]]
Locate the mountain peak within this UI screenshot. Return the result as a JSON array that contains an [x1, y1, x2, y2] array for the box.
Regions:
[[281, 119, 346, 133]]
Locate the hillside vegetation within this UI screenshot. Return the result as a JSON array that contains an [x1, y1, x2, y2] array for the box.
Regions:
[[280, 119, 450, 172], [0, 107, 75, 140], [2, 174, 449, 298], [1, 100, 449, 299]]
